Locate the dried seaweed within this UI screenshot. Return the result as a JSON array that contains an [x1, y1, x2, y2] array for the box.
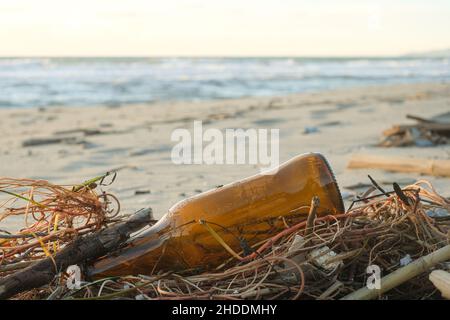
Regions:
[[1, 178, 449, 300], [0, 173, 119, 269]]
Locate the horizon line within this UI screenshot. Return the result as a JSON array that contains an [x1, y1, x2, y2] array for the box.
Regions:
[[2, 47, 448, 59], [0, 54, 437, 59]]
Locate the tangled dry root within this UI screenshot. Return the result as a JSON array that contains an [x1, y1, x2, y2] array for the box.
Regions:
[[0, 174, 119, 268], [1, 178, 449, 300]]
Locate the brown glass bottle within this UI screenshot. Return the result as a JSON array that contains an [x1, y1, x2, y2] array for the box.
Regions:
[[88, 153, 344, 278]]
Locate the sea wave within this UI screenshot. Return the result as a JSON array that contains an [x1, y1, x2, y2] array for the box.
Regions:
[[0, 57, 449, 108]]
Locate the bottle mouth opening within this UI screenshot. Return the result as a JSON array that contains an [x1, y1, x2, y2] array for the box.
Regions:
[[313, 152, 346, 214]]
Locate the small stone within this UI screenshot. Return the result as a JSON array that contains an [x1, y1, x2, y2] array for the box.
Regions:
[[303, 126, 319, 135]]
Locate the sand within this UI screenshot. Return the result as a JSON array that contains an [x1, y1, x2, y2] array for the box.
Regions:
[[0, 82, 449, 226]]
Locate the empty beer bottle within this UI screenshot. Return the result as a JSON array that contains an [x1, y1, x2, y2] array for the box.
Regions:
[[88, 152, 344, 277]]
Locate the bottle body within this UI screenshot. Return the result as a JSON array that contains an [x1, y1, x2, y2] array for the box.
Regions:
[[88, 153, 344, 277]]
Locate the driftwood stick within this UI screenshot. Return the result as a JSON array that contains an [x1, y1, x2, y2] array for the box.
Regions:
[[406, 114, 436, 124], [0, 208, 153, 300], [348, 154, 450, 177], [304, 196, 319, 236], [429, 270, 450, 299], [0, 260, 38, 273], [341, 244, 450, 300]]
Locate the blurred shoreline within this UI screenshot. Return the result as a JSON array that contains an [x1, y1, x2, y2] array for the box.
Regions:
[[1, 57, 449, 109], [0, 82, 449, 228]]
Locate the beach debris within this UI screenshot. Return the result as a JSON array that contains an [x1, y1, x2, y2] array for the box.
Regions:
[[66, 180, 449, 300], [302, 126, 320, 134], [427, 207, 450, 218], [22, 126, 127, 148], [22, 136, 85, 147], [53, 128, 123, 136], [0, 207, 153, 300], [342, 244, 450, 300], [0, 174, 115, 296], [287, 235, 306, 256], [85, 153, 343, 279], [317, 281, 344, 300], [380, 113, 450, 147], [429, 270, 450, 299], [134, 190, 151, 195], [344, 177, 416, 191], [0, 172, 119, 247], [348, 154, 450, 177], [1, 171, 450, 300], [308, 246, 343, 271], [53, 128, 104, 136], [319, 120, 341, 127], [400, 254, 412, 266]]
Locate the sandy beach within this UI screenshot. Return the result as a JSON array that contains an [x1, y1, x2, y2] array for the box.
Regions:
[[1, 82, 449, 224]]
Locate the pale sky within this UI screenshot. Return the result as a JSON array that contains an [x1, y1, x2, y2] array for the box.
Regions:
[[0, 0, 449, 57]]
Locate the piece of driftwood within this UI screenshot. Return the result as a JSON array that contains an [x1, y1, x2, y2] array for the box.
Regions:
[[348, 154, 450, 178], [429, 270, 450, 299], [0, 208, 153, 300], [53, 128, 125, 136], [304, 196, 319, 236], [380, 114, 450, 147], [383, 123, 450, 136], [341, 244, 450, 300], [22, 136, 84, 147], [0, 260, 37, 273]]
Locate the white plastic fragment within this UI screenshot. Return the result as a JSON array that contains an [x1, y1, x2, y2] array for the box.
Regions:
[[288, 235, 306, 254], [308, 246, 343, 271], [287, 235, 307, 264], [400, 254, 412, 266], [427, 208, 450, 218]]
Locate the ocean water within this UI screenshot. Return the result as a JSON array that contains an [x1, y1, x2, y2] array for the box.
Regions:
[[0, 57, 449, 108]]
